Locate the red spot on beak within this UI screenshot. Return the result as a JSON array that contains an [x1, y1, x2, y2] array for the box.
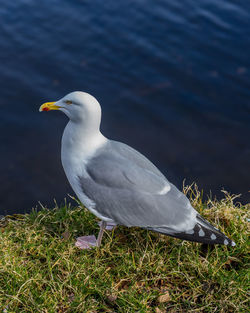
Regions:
[[43, 107, 49, 111]]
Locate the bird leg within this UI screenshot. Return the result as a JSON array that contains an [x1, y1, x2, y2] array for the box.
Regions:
[[97, 221, 107, 247], [75, 220, 115, 249], [98, 220, 117, 231]]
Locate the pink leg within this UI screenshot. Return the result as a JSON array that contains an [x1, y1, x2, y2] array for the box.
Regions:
[[75, 220, 113, 249], [96, 221, 107, 247]]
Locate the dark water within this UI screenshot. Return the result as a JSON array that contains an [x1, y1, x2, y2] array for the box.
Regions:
[[0, 0, 249, 215]]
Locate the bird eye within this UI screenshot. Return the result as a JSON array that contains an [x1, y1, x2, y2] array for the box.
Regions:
[[65, 100, 72, 105]]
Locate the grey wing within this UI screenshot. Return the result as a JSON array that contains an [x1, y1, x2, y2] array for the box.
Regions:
[[78, 140, 197, 233]]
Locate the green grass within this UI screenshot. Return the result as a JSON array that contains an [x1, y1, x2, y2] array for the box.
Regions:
[[0, 186, 249, 313]]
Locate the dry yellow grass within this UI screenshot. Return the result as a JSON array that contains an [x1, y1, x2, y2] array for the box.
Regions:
[[0, 185, 249, 312]]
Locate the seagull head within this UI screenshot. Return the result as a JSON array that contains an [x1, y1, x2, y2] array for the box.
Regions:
[[39, 91, 102, 124]]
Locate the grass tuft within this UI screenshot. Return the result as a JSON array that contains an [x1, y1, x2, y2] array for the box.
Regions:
[[0, 185, 249, 312]]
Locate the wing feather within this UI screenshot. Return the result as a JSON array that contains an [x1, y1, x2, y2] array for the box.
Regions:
[[78, 141, 197, 233]]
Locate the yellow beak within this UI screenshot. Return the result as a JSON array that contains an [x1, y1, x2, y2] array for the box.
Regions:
[[39, 101, 60, 112]]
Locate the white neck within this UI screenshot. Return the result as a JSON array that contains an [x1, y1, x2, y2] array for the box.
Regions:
[[61, 120, 107, 167]]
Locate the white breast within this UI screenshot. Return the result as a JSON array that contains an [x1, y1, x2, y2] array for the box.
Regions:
[[61, 121, 113, 221]]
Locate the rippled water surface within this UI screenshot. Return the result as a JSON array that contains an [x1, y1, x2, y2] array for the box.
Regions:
[[0, 0, 249, 214]]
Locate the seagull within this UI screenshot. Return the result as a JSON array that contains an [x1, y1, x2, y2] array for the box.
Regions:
[[39, 91, 235, 249]]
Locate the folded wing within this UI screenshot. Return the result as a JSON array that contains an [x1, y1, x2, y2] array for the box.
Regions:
[[78, 140, 197, 233]]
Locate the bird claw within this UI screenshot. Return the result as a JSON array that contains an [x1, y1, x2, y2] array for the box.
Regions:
[[75, 222, 117, 249], [75, 235, 97, 249]]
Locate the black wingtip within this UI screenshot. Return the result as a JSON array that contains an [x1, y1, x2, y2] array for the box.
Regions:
[[196, 214, 236, 246], [167, 224, 236, 246], [170, 216, 236, 246], [151, 214, 236, 247]]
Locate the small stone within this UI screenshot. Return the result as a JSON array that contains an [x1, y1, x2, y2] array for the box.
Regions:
[[157, 291, 171, 303], [61, 231, 70, 240], [107, 294, 117, 302]]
